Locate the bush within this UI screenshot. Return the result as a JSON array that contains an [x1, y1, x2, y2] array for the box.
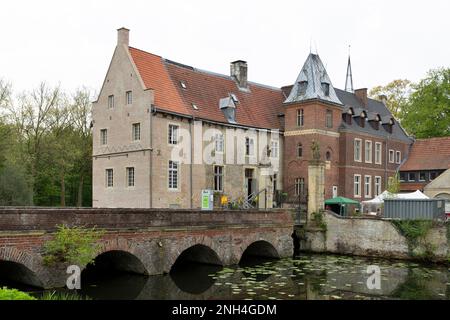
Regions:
[[41, 291, 91, 300], [0, 287, 36, 300], [391, 220, 434, 259], [43, 225, 105, 267]]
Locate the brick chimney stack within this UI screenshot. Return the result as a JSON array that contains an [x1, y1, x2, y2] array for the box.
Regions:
[[117, 27, 130, 47], [230, 60, 248, 89], [355, 88, 368, 108]]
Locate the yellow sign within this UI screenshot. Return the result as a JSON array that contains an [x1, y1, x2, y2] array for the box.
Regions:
[[220, 195, 228, 205]]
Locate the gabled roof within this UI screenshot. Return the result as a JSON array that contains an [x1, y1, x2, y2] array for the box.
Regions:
[[129, 47, 285, 129], [400, 137, 450, 171], [284, 53, 342, 106]]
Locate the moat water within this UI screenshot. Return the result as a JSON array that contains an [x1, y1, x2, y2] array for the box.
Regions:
[[3, 253, 450, 300]]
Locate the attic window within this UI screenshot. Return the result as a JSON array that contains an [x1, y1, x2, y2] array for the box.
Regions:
[[180, 81, 187, 89], [230, 93, 239, 103], [298, 81, 308, 95], [322, 83, 330, 96], [191, 103, 199, 110]]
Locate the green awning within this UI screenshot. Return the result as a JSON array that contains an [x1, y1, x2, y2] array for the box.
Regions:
[[324, 196, 360, 205]]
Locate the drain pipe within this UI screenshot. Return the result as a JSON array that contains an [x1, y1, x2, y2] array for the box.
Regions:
[[150, 104, 156, 208], [189, 119, 194, 208]]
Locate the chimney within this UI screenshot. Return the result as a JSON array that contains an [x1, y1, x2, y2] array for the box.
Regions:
[[354, 88, 368, 108], [117, 27, 130, 47], [378, 94, 388, 105], [230, 60, 248, 88]]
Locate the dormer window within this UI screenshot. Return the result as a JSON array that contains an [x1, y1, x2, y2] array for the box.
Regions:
[[298, 81, 308, 95], [230, 93, 239, 103], [322, 82, 330, 96]]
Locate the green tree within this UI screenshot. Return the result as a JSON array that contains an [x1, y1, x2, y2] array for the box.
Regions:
[[401, 68, 450, 138], [369, 79, 412, 120], [387, 173, 400, 196]]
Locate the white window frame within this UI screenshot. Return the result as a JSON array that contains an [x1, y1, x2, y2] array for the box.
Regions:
[[100, 129, 107, 145], [419, 172, 426, 182], [245, 137, 255, 156], [408, 172, 416, 182], [126, 91, 132, 105], [168, 124, 179, 145], [132, 123, 140, 141], [271, 140, 279, 158], [215, 133, 224, 153], [326, 109, 333, 128], [105, 169, 114, 188], [295, 177, 305, 196], [375, 142, 382, 165], [389, 149, 395, 163], [297, 109, 304, 127], [126, 167, 135, 187], [108, 95, 114, 109], [213, 165, 224, 192], [354, 174, 361, 198], [365, 140, 372, 163], [364, 175, 372, 198], [395, 151, 402, 164], [354, 138, 362, 162], [374, 176, 382, 196], [168, 160, 179, 190]]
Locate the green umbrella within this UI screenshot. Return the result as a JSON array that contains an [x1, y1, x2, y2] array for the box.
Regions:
[[324, 196, 360, 205]]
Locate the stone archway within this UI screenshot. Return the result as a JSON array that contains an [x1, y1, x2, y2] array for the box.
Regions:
[[0, 247, 44, 288], [240, 240, 280, 262]]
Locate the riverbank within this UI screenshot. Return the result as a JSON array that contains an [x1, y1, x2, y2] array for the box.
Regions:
[[297, 211, 450, 263]]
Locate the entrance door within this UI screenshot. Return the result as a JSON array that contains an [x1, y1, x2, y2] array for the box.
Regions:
[[245, 169, 254, 199], [332, 186, 338, 198]]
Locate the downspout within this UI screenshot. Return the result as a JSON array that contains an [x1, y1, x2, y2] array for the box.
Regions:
[[189, 119, 193, 208], [384, 135, 389, 187], [150, 104, 155, 208]]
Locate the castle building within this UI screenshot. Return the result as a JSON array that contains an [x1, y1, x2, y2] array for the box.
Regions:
[[92, 28, 413, 208]]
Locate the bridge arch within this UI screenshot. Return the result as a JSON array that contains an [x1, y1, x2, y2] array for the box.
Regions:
[[85, 250, 148, 275], [239, 238, 281, 263], [171, 244, 223, 270], [0, 247, 44, 288]]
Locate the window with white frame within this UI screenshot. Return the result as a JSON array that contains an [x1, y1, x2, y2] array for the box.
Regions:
[[295, 178, 305, 196], [215, 133, 224, 153], [326, 109, 333, 128], [365, 140, 372, 163], [354, 139, 362, 162], [132, 123, 140, 141], [126, 91, 132, 105], [126, 167, 135, 187], [395, 151, 402, 164], [271, 140, 279, 158], [364, 175, 372, 198], [375, 176, 382, 196], [168, 124, 179, 145], [168, 160, 179, 190], [297, 109, 304, 127], [354, 174, 361, 197], [105, 169, 113, 188], [213, 165, 224, 192], [375, 142, 382, 165], [389, 149, 395, 163], [108, 95, 114, 108], [419, 172, 426, 181], [100, 129, 107, 145], [408, 172, 416, 182], [245, 137, 254, 156]]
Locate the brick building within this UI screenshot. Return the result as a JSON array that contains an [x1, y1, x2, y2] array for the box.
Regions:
[[92, 28, 413, 208]]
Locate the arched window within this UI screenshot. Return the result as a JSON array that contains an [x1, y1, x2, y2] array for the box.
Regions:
[[326, 151, 331, 161], [297, 143, 303, 158]]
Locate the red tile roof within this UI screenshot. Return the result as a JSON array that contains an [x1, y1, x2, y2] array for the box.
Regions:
[[129, 47, 285, 129], [400, 137, 450, 171]]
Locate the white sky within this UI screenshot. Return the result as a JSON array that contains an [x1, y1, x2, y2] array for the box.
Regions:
[[1, 0, 449, 94]]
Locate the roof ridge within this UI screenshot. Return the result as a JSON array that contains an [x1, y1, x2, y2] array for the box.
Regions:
[[128, 46, 162, 58]]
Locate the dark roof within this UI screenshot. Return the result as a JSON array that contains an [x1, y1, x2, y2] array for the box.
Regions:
[[400, 137, 450, 171], [335, 88, 412, 142]]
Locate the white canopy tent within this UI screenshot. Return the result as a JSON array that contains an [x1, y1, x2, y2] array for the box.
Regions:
[[362, 190, 429, 215]]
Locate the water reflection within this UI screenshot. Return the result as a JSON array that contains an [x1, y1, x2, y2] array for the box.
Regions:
[[15, 253, 450, 300]]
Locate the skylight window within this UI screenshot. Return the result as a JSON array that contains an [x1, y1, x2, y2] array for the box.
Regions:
[[191, 103, 198, 110], [180, 81, 187, 89]]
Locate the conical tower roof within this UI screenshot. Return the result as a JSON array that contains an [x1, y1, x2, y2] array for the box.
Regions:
[[284, 53, 342, 105]]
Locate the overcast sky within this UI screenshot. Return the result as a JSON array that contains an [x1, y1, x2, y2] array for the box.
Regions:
[[1, 0, 448, 95]]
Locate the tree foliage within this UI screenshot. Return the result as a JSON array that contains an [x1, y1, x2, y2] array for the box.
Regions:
[[400, 68, 450, 138], [43, 225, 105, 267], [0, 287, 36, 300], [369, 79, 412, 120]]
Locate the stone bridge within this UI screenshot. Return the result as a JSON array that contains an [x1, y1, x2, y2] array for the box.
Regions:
[[0, 208, 293, 288]]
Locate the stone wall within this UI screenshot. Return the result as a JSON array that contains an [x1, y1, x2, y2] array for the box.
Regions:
[[300, 211, 449, 262]]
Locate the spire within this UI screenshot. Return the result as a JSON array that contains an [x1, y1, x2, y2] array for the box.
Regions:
[[284, 53, 342, 105], [345, 47, 354, 93]]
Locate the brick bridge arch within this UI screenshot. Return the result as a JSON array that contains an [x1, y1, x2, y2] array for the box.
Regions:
[[0, 247, 45, 288]]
